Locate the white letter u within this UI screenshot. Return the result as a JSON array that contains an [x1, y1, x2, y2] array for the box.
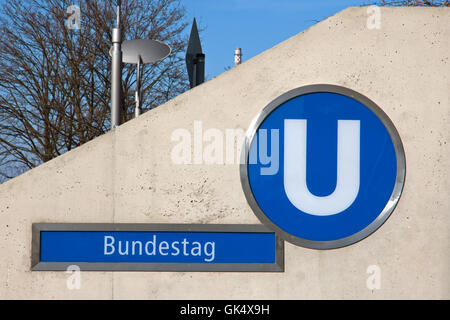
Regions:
[[284, 119, 360, 216]]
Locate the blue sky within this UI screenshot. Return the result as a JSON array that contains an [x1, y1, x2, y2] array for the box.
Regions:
[[182, 0, 372, 79]]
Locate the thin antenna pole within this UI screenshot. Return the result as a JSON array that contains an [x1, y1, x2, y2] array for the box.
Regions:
[[111, 5, 122, 129], [116, 6, 120, 27]]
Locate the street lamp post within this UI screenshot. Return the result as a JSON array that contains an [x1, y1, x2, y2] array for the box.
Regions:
[[110, 5, 122, 129], [109, 5, 171, 128]]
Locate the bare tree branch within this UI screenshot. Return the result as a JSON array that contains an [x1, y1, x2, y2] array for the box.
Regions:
[[0, 0, 190, 182]]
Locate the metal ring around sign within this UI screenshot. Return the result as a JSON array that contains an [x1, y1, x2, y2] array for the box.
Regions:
[[240, 84, 406, 249]]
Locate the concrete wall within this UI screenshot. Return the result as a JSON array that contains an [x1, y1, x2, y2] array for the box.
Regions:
[[0, 7, 448, 299]]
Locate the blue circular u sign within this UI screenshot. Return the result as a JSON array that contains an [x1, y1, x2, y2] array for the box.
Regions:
[[241, 85, 406, 249]]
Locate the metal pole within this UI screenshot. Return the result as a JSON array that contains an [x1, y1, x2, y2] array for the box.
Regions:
[[135, 55, 142, 118], [111, 5, 122, 129]]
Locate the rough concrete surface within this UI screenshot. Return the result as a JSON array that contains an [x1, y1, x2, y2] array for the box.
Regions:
[[0, 7, 449, 299]]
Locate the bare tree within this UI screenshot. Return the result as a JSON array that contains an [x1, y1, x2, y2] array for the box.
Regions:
[[0, 0, 189, 182], [368, 0, 449, 6]]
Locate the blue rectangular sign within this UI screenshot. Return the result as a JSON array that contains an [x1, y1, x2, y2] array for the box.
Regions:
[[32, 224, 284, 272]]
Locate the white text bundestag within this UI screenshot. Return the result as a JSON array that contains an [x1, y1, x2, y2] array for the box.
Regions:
[[103, 235, 216, 262]]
